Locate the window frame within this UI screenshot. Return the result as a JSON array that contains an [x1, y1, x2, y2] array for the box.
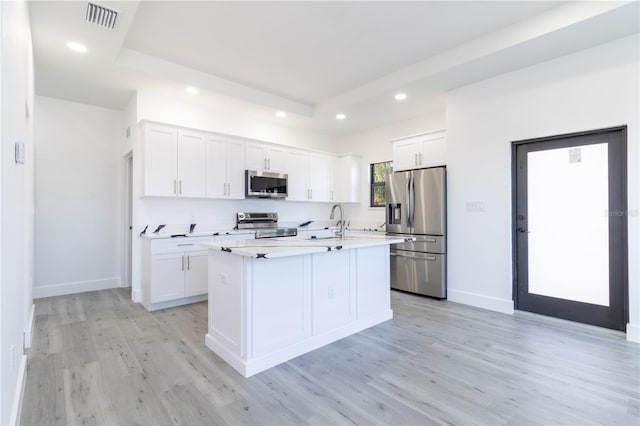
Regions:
[[370, 161, 392, 208]]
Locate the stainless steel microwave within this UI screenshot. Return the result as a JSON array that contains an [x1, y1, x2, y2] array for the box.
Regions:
[[245, 170, 288, 199]]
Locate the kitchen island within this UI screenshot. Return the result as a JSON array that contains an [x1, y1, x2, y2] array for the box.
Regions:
[[201, 235, 410, 377]]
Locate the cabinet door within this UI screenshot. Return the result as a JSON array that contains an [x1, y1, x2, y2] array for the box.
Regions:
[[328, 156, 340, 202], [392, 138, 419, 171], [226, 140, 246, 199], [205, 137, 227, 198], [266, 147, 286, 172], [285, 151, 309, 201], [177, 131, 206, 197], [150, 254, 185, 303], [144, 125, 178, 196], [308, 153, 330, 202], [185, 252, 208, 297], [338, 156, 360, 203], [418, 133, 446, 167], [245, 143, 266, 171]]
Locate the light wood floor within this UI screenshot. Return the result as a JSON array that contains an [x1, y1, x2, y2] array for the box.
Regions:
[[21, 288, 639, 426]]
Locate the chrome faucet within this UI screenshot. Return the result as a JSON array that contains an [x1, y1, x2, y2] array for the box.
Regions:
[[329, 204, 345, 239]]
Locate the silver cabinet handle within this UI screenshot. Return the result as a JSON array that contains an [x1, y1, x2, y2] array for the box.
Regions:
[[419, 152, 422, 165], [177, 243, 194, 246], [181, 255, 184, 271], [268, 158, 271, 170], [187, 256, 190, 270], [414, 153, 418, 166], [425, 238, 436, 243], [227, 183, 230, 196], [426, 256, 436, 261], [173, 179, 177, 194], [264, 158, 267, 170]]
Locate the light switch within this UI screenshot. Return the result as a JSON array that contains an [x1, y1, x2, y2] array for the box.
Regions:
[[15, 141, 25, 164]]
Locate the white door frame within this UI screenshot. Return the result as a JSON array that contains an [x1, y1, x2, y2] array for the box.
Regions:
[[123, 150, 133, 287]]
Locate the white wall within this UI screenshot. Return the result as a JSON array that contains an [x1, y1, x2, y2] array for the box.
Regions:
[[128, 91, 345, 301], [446, 35, 639, 341], [0, 1, 34, 424], [34, 96, 124, 298], [334, 113, 446, 226]]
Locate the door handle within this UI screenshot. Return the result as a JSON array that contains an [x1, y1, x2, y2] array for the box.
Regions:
[[516, 227, 530, 233]]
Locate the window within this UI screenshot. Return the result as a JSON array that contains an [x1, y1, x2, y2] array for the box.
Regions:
[[370, 161, 393, 207]]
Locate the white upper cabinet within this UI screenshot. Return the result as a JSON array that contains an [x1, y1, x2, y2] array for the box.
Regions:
[[141, 121, 359, 203], [143, 124, 206, 197], [206, 137, 245, 199], [337, 155, 361, 203], [177, 130, 207, 197], [143, 124, 178, 197], [308, 153, 330, 202], [245, 143, 286, 172], [392, 130, 446, 171], [285, 150, 332, 202], [285, 150, 309, 201]]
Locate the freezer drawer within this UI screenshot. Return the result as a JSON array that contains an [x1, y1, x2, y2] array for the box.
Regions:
[[388, 234, 445, 254], [390, 250, 446, 298]]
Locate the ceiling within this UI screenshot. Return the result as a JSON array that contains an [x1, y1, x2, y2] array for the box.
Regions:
[[28, 1, 640, 136]]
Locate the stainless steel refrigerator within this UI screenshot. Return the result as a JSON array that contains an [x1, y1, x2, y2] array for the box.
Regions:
[[385, 166, 446, 298]]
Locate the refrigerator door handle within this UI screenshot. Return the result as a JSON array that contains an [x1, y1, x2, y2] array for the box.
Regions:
[[406, 174, 412, 228], [408, 173, 416, 228]]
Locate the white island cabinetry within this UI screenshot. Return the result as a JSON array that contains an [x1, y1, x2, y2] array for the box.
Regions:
[[203, 236, 408, 377]]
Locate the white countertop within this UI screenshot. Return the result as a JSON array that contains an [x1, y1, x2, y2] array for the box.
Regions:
[[201, 235, 411, 259], [140, 230, 255, 240]]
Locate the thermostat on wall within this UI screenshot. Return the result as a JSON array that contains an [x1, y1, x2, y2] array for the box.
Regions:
[[15, 141, 25, 164]]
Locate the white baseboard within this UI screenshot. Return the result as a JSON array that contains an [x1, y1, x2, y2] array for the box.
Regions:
[[448, 289, 514, 314], [33, 277, 121, 299], [9, 354, 27, 426], [627, 323, 640, 343], [24, 304, 35, 349]]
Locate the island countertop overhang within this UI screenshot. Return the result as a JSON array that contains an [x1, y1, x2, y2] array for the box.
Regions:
[[200, 236, 413, 259]]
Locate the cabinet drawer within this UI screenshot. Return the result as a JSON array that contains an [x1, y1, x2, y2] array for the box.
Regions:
[[151, 236, 214, 254]]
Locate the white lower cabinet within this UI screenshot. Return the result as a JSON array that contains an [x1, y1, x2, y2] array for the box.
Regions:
[[149, 250, 208, 303], [149, 253, 187, 303], [141, 234, 254, 311], [142, 237, 212, 310]]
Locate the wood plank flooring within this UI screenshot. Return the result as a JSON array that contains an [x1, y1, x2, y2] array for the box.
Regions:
[[21, 288, 639, 425]]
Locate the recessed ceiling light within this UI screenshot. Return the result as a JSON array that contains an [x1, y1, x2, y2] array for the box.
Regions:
[[67, 41, 87, 53], [394, 93, 407, 101], [185, 86, 199, 95], [275, 111, 287, 118], [336, 113, 346, 120]]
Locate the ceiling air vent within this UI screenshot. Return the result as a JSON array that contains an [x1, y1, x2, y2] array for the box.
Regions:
[[85, 2, 119, 29]]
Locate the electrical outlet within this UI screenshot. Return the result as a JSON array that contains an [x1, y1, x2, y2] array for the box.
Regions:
[[466, 201, 485, 212], [328, 287, 335, 299]]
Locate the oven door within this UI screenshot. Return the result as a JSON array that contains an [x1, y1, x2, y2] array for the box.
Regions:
[[390, 249, 446, 298]]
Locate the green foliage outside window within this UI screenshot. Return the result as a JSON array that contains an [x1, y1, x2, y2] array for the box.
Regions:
[[370, 161, 393, 207]]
